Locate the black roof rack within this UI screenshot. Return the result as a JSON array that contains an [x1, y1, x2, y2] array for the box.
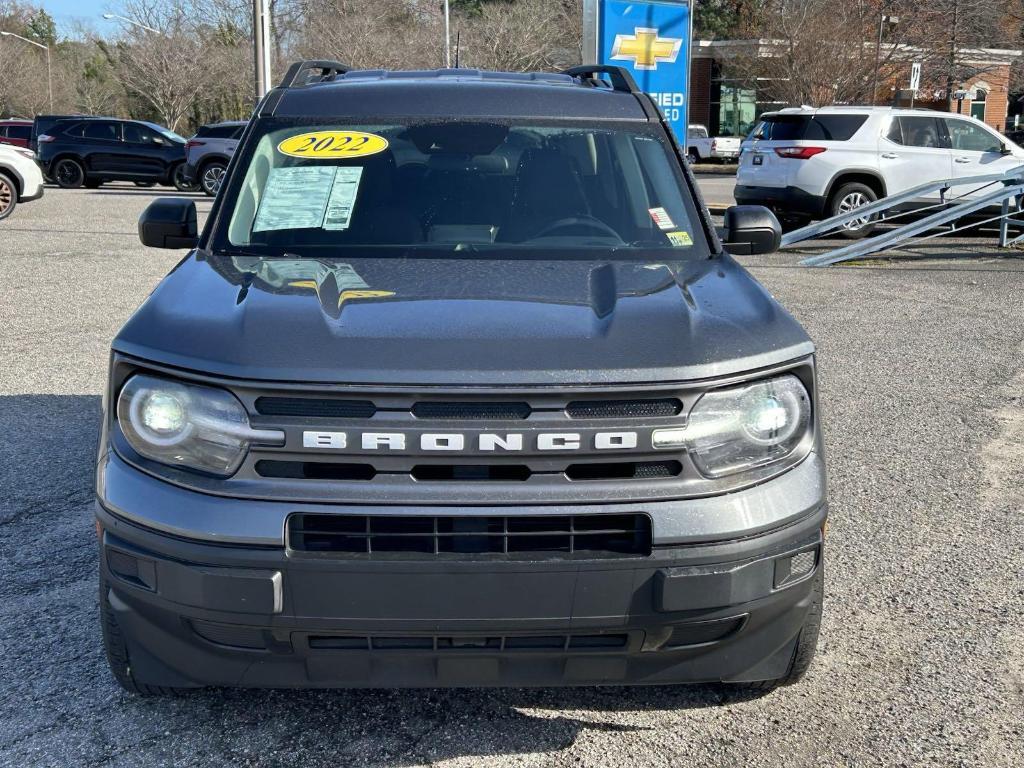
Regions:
[[562, 65, 639, 94], [278, 59, 352, 88]]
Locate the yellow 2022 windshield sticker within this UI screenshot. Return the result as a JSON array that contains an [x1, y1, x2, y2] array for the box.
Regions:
[[278, 131, 389, 159]]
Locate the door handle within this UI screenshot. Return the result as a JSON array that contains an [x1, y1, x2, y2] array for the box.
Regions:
[[881, 152, 898, 159], [954, 157, 971, 163]]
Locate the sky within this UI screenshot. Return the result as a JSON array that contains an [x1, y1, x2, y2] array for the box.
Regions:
[[36, 0, 120, 36]]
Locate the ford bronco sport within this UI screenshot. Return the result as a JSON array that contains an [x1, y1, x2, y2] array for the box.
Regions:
[[97, 61, 827, 694]]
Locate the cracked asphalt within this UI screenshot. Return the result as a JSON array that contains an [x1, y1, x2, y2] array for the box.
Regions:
[[1, 184, 1023, 767]]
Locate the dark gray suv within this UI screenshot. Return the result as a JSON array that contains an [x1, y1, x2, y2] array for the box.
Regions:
[[98, 61, 827, 694]]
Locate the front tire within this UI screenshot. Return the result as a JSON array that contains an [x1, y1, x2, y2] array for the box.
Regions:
[[0, 171, 17, 220], [171, 163, 198, 192], [742, 566, 823, 692], [830, 182, 878, 239], [199, 161, 227, 197], [54, 158, 85, 189], [100, 574, 189, 696]]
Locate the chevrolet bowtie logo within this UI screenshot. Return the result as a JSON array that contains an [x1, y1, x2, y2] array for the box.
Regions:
[[611, 27, 682, 70]]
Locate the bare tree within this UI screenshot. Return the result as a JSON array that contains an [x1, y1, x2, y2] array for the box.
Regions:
[[725, 0, 1023, 108]]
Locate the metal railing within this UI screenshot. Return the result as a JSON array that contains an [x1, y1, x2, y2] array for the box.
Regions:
[[779, 165, 1024, 266]]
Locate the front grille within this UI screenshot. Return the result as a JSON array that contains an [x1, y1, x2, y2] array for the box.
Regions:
[[412, 401, 531, 420], [255, 397, 376, 419], [566, 398, 682, 418], [307, 633, 630, 652], [565, 460, 682, 480], [288, 513, 652, 559]]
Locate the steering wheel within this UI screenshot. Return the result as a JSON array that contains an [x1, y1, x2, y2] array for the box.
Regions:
[[532, 216, 622, 241]]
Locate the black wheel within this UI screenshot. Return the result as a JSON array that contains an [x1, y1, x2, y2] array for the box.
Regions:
[[830, 182, 878, 239], [84, 178, 103, 189], [199, 161, 227, 197], [0, 171, 16, 221], [742, 567, 824, 692], [54, 158, 85, 189], [687, 149, 700, 165], [100, 574, 189, 696], [172, 163, 198, 193]]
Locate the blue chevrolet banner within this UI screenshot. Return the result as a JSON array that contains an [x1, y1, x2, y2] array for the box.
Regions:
[[593, 0, 692, 142]]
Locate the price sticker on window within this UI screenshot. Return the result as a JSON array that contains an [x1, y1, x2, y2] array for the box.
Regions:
[[278, 131, 389, 159]]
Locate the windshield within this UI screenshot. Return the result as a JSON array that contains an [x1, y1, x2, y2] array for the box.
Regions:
[[216, 119, 707, 258], [150, 124, 185, 143]]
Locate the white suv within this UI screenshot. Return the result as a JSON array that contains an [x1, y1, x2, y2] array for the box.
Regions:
[[735, 106, 1024, 238], [0, 143, 44, 221]]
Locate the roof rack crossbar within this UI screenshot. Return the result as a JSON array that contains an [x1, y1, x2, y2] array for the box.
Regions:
[[279, 59, 352, 88], [562, 65, 640, 94]]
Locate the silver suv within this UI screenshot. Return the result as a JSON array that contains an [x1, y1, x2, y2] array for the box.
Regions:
[[736, 106, 1024, 237], [183, 121, 246, 196]]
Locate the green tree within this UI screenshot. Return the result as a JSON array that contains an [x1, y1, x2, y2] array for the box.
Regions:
[[25, 8, 56, 45]]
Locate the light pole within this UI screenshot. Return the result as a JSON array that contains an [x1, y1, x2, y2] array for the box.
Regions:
[[444, 0, 451, 68], [252, 0, 272, 99], [870, 12, 899, 106], [0, 31, 52, 112], [101, 13, 160, 34]]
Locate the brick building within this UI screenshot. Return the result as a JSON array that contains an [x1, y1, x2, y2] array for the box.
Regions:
[[689, 39, 1020, 137]]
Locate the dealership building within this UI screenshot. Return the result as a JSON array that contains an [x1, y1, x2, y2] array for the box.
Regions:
[[688, 40, 1021, 137]]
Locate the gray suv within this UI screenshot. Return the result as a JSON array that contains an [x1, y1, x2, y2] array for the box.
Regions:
[[183, 120, 246, 196], [100, 61, 827, 695]]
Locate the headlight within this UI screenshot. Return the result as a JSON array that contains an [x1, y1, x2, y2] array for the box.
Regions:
[[116, 374, 283, 476], [655, 374, 811, 478]]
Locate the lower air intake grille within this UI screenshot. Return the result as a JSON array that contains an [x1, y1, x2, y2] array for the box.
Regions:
[[307, 633, 630, 652], [288, 513, 652, 559]]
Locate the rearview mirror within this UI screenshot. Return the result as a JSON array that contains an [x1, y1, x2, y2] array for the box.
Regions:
[[1001, 142, 1013, 156], [723, 205, 782, 255], [138, 197, 198, 249]]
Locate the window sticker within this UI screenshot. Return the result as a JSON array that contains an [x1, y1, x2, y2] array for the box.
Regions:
[[666, 230, 693, 247], [278, 130, 389, 159], [323, 167, 364, 231], [253, 166, 336, 232], [648, 206, 675, 230]]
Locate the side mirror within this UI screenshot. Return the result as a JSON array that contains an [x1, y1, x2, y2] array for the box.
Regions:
[[723, 205, 782, 255], [138, 197, 198, 249], [1001, 142, 1013, 156]]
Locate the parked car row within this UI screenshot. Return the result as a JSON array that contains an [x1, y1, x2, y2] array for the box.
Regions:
[[0, 113, 249, 222]]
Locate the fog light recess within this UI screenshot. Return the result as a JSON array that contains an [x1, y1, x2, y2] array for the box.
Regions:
[[774, 548, 817, 589]]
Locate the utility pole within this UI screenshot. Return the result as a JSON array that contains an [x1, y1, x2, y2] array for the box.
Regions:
[[945, 0, 960, 112], [253, 0, 272, 98], [870, 8, 898, 106]]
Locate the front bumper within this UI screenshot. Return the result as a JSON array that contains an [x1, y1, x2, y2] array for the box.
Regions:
[[97, 492, 826, 689]]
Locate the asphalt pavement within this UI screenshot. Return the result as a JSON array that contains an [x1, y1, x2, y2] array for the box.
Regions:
[[1, 183, 1022, 767]]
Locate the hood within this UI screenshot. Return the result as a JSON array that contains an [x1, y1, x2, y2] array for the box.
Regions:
[[113, 253, 814, 385]]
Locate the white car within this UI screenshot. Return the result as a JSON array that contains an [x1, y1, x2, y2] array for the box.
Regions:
[[0, 142, 44, 221], [686, 124, 741, 164], [735, 106, 1024, 237]]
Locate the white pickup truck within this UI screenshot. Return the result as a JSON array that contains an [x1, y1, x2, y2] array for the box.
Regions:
[[686, 124, 742, 164]]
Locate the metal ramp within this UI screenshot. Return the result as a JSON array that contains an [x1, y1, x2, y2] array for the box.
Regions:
[[779, 165, 1024, 266]]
